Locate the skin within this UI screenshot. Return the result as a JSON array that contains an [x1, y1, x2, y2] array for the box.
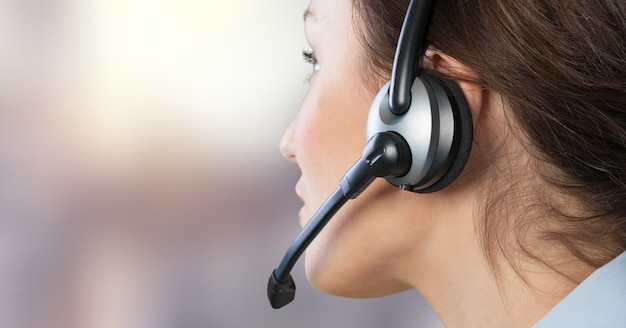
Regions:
[[280, 0, 589, 326], [281, 0, 419, 297]]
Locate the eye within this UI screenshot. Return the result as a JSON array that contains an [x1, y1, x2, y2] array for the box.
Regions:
[[302, 49, 320, 75]]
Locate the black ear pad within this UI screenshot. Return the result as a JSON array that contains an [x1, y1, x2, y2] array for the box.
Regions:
[[417, 75, 473, 193], [366, 74, 473, 193]]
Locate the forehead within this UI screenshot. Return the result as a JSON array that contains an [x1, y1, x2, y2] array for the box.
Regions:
[[303, 0, 368, 79], [304, 0, 352, 24], [303, 0, 354, 38]]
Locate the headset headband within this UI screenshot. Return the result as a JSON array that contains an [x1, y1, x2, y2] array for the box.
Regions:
[[389, 0, 435, 115]]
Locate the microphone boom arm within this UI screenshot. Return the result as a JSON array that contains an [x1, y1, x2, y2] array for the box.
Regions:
[[268, 132, 411, 309]]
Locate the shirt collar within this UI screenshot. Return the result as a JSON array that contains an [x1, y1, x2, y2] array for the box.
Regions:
[[534, 250, 626, 327]]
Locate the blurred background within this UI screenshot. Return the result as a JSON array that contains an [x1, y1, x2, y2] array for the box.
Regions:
[[0, 0, 442, 326]]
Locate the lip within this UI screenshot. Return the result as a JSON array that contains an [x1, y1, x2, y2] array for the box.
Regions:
[[294, 179, 305, 202], [295, 184, 303, 201], [298, 205, 307, 226], [295, 182, 307, 226]]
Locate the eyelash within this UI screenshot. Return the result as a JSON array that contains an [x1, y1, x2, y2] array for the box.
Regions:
[[302, 49, 320, 79]]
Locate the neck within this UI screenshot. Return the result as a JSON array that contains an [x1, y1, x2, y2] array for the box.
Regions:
[[400, 190, 583, 328]]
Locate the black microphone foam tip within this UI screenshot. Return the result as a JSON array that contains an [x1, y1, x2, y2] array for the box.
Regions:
[[267, 270, 296, 309]]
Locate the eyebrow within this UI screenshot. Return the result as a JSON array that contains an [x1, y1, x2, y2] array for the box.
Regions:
[[303, 8, 314, 21]]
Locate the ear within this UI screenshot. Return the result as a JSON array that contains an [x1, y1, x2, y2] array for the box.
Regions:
[[424, 48, 486, 124], [424, 47, 512, 187]]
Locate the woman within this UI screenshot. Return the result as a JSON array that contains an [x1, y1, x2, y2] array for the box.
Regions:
[[279, 0, 626, 326]]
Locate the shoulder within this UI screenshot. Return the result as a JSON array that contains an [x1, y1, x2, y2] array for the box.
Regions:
[[534, 251, 626, 327]]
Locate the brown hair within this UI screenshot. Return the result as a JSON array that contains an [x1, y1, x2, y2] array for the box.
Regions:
[[353, 0, 626, 274]]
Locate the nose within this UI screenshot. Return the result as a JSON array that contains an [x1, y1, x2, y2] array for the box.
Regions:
[[280, 119, 297, 163]]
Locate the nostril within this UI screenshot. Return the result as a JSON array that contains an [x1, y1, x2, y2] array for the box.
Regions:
[[279, 116, 300, 163], [279, 131, 297, 163]]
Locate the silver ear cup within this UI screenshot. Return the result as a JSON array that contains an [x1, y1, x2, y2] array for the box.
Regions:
[[367, 75, 471, 192]]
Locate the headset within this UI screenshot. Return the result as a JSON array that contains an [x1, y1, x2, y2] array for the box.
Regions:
[[268, 0, 473, 309]]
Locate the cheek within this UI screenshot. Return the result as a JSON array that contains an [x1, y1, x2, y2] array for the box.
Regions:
[[296, 85, 371, 203]]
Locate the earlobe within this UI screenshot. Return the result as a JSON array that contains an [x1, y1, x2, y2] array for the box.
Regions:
[[456, 80, 485, 126]]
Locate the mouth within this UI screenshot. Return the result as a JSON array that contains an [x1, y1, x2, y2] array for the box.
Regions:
[[298, 205, 307, 226], [295, 183, 307, 226]]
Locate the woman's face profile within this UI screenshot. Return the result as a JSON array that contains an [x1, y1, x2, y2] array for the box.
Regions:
[[279, 0, 438, 298]]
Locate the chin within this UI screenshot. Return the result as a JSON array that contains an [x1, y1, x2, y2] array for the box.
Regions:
[[304, 253, 410, 299]]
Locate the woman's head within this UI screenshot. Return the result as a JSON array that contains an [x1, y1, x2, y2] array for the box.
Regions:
[[281, 0, 453, 297], [281, 0, 626, 299]]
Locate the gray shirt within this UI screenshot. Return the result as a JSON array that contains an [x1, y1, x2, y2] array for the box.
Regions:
[[535, 250, 626, 327]]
